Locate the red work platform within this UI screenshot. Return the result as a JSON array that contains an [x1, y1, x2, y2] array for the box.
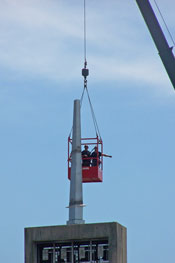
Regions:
[[68, 137, 103, 183]]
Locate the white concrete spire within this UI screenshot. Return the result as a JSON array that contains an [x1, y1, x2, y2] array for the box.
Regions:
[[67, 99, 85, 225]]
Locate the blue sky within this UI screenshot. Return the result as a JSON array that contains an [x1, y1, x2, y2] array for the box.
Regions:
[[0, 0, 175, 262]]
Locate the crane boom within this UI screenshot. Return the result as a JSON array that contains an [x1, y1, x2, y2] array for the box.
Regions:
[[135, 0, 175, 89]]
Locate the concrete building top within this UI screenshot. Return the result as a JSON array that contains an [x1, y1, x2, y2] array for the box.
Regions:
[[25, 221, 127, 263]]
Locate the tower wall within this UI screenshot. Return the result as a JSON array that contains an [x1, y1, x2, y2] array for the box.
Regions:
[[25, 222, 127, 263]]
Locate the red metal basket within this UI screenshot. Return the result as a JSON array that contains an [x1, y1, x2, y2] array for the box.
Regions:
[[68, 137, 103, 183]]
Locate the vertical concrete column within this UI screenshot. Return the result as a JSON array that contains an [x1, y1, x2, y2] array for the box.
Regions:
[[67, 100, 85, 225]]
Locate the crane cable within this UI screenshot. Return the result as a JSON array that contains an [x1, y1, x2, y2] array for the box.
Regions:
[[80, 0, 101, 139], [80, 0, 101, 140], [69, 0, 101, 140], [84, 0, 87, 63], [153, 0, 175, 48]]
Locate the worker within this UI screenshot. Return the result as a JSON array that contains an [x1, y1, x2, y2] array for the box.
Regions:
[[91, 146, 112, 167], [82, 145, 91, 167]]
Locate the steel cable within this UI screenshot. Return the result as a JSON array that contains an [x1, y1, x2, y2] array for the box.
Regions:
[[153, 0, 175, 47]]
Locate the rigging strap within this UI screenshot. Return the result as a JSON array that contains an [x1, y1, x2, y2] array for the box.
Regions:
[[80, 75, 101, 140]]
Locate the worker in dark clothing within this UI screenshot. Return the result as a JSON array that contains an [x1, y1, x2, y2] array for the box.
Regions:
[[82, 145, 91, 167], [91, 146, 112, 167]]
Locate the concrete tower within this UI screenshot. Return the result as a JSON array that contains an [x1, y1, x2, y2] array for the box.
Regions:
[[25, 100, 127, 263], [67, 99, 85, 225]]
